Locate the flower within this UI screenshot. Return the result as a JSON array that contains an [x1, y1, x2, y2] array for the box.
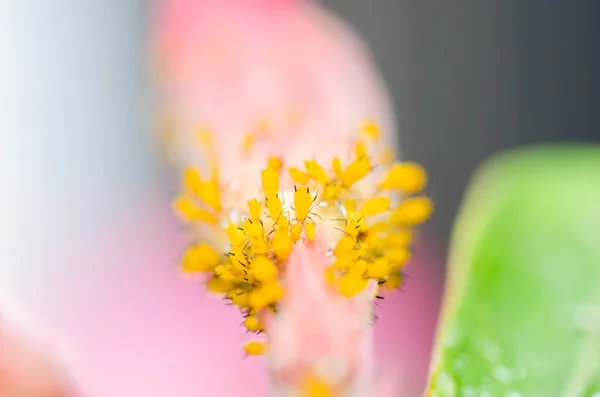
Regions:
[[153, 0, 433, 394]]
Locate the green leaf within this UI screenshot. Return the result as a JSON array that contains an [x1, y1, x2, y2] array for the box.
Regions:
[[427, 145, 600, 397]]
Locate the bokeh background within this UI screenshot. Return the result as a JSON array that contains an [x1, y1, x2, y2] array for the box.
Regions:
[[1, 1, 599, 396]]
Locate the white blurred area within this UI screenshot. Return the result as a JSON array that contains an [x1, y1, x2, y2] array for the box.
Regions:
[[0, 0, 159, 299]]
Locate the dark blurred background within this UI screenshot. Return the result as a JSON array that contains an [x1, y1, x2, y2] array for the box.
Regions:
[[324, 1, 600, 257]]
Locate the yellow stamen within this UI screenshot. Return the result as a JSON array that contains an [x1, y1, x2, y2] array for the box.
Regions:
[[360, 197, 391, 217], [173, 195, 218, 224], [379, 162, 428, 193], [250, 256, 278, 282], [341, 156, 370, 188], [250, 283, 285, 309], [244, 341, 266, 356], [304, 160, 329, 185], [271, 227, 293, 261], [339, 274, 368, 297], [243, 316, 264, 332], [391, 197, 433, 226], [265, 193, 283, 221], [262, 166, 279, 197], [290, 223, 303, 242], [305, 222, 316, 242], [226, 223, 246, 247], [181, 243, 221, 273], [289, 167, 310, 185], [361, 119, 381, 140], [294, 187, 312, 223], [248, 198, 261, 221]]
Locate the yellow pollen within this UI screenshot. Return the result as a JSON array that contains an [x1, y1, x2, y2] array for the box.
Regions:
[[361, 119, 381, 140], [290, 223, 303, 242], [294, 187, 312, 223], [379, 162, 428, 193], [248, 198, 261, 221], [266, 193, 283, 221], [391, 197, 433, 226], [226, 223, 246, 247], [243, 316, 264, 332], [304, 160, 329, 185], [173, 195, 218, 224], [244, 341, 266, 356], [262, 166, 279, 197], [341, 156, 370, 188], [250, 256, 278, 282], [305, 222, 316, 241], [271, 228, 293, 261], [181, 244, 221, 273], [360, 197, 391, 217], [289, 167, 310, 185]]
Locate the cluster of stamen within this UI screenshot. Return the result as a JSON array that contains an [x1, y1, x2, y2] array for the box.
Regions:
[[173, 121, 432, 356]]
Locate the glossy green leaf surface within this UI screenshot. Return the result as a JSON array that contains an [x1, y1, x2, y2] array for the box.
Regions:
[[428, 145, 600, 397]]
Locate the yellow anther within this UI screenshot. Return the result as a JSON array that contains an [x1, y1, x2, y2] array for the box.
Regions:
[[250, 282, 285, 309], [360, 197, 391, 217], [265, 193, 283, 221], [378, 147, 395, 165], [261, 166, 279, 197], [229, 289, 251, 308], [324, 266, 337, 286], [251, 238, 270, 255], [384, 271, 403, 290], [271, 227, 293, 261], [250, 256, 278, 282], [361, 119, 381, 140], [341, 156, 370, 187], [228, 246, 248, 272], [333, 252, 357, 271], [303, 375, 333, 397], [364, 232, 385, 253], [370, 221, 391, 234], [248, 198, 261, 221], [348, 259, 368, 277], [379, 162, 428, 193], [355, 141, 368, 158], [226, 223, 246, 247], [268, 157, 283, 172], [387, 248, 411, 268], [305, 222, 316, 241], [334, 235, 356, 257], [294, 186, 312, 223], [243, 218, 264, 241], [367, 258, 391, 280], [244, 341, 266, 356], [387, 230, 413, 247], [214, 264, 238, 282], [391, 197, 433, 226], [181, 243, 221, 273], [339, 274, 368, 297], [243, 316, 264, 332], [173, 195, 218, 224], [183, 167, 203, 195], [289, 167, 310, 185], [198, 178, 223, 212], [195, 128, 214, 148], [207, 276, 234, 294], [290, 223, 303, 242], [323, 183, 342, 201], [277, 214, 289, 230], [344, 217, 364, 240], [242, 133, 255, 152], [332, 158, 344, 180], [304, 160, 329, 185]]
